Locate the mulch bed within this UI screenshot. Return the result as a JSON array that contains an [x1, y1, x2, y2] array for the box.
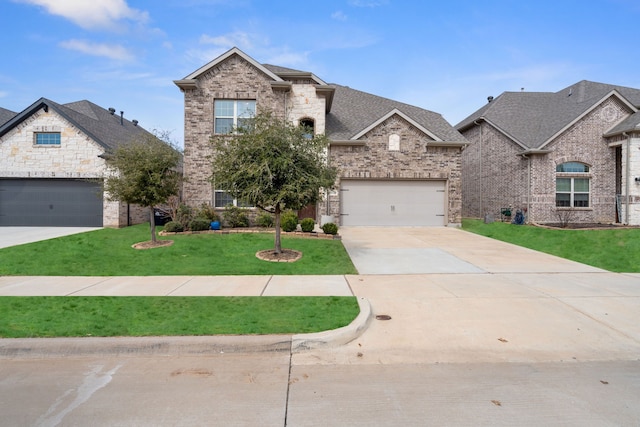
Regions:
[[132, 240, 174, 250], [537, 223, 639, 230]]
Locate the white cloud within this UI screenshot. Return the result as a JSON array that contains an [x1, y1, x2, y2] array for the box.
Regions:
[[331, 11, 348, 21], [59, 39, 134, 61], [17, 0, 148, 30]]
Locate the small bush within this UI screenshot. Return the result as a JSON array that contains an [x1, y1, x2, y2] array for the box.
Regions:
[[189, 218, 211, 231], [196, 203, 220, 223], [164, 221, 184, 233], [321, 222, 338, 235], [300, 217, 315, 232], [256, 212, 274, 228], [223, 204, 249, 228], [176, 204, 194, 226], [281, 211, 299, 232]]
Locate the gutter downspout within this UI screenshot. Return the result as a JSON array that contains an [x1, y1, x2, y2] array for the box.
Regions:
[[623, 132, 631, 224]]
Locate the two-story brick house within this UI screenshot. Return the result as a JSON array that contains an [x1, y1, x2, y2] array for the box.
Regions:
[[0, 98, 152, 227], [174, 47, 467, 226], [457, 80, 640, 225]]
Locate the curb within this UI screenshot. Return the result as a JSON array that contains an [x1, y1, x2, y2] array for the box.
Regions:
[[0, 298, 372, 359], [291, 297, 372, 351]]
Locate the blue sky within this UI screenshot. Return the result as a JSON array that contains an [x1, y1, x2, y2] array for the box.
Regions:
[[1, 0, 639, 147]]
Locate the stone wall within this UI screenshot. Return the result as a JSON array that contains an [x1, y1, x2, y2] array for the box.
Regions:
[[180, 54, 287, 208], [0, 108, 148, 228]]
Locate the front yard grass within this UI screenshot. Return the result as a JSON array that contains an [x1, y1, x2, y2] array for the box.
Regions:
[[0, 223, 357, 276], [0, 296, 359, 338], [462, 218, 640, 272]]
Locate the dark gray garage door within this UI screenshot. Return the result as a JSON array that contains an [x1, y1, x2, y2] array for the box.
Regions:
[[0, 179, 103, 226], [340, 180, 446, 226]]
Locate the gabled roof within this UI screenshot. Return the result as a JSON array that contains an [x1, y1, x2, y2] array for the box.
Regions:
[[0, 98, 152, 151], [0, 107, 16, 126], [326, 84, 466, 143], [174, 47, 284, 90], [456, 80, 640, 149]]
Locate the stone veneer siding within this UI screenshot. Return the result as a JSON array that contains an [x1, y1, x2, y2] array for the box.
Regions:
[[325, 115, 462, 226], [180, 55, 287, 208], [461, 97, 633, 224], [0, 108, 146, 227]]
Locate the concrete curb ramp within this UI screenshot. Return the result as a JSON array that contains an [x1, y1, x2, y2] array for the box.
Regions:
[[0, 298, 372, 359]]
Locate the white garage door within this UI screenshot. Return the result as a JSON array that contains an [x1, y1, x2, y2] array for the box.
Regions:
[[340, 180, 446, 226]]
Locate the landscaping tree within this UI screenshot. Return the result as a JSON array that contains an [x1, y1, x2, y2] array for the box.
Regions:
[[104, 131, 182, 244], [210, 111, 337, 254]]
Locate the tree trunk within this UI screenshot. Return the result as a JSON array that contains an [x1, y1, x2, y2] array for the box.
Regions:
[[274, 204, 282, 254], [149, 206, 157, 243]]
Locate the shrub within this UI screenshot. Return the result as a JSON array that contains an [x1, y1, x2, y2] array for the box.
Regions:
[[281, 211, 299, 232], [256, 212, 274, 228], [321, 222, 338, 235], [189, 218, 211, 231], [223, 204, 249, 228], [164, 221, 184, 233], [300, 217, 315, 232], [176, 204, 194, 226], [196, 203, 220, 222]]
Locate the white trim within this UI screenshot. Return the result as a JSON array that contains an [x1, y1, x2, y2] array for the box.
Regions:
[[351, 108, 443, 141], [539, 90, 638, 150], [183, 47, 284, 82]]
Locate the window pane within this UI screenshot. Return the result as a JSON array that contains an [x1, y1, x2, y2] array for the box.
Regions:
[[556, 178, 571, 192], [556, 162, 589, 173], [214, 100, 234, 117], [574, 193, 589, 207], [214, 191, 234, 208], [215, 118, 233, 134], [556, 193, 571, 207], [573, 178, 589, 192], [237, 101, 255, 118], [36, 133, 61, 145]]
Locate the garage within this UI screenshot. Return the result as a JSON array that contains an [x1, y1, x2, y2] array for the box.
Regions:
[[340, 180, 446, 226], [0, 179, 103, 227]]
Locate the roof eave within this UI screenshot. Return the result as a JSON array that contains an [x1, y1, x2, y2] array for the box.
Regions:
[[181, 47, 284, 82], [352, 108, 443, 141], [174, 79, 198, 91]]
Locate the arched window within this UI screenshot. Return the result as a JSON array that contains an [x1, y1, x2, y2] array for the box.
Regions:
[[556, 162, 590, 207], [388, 134, 400, 151], [300, 118, 315, 139]]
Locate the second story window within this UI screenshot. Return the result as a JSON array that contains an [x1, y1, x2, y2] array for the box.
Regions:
[[299, 118, 315, 139], [214, 100, 256, 134], [34, 132, 61, 145]]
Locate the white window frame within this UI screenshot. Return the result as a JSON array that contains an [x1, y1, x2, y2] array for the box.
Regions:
[[214, 99, 256, 134], [213, 190, 253, 208], [556, 162, 590, 208]]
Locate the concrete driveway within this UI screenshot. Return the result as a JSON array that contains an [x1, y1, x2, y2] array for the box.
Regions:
[[294, 226, 640, 365], [0, 227, 101, 249]]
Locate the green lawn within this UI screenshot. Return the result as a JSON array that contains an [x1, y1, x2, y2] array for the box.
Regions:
[[0, 223, 357, 276], [0, 296, 359, 338], [462, 218, 640, 272]]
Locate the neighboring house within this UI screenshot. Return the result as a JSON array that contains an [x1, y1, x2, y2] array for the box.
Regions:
[[0, 98, 153, 227], [456, 80, 640, 225], [174, 47, 467, 226]]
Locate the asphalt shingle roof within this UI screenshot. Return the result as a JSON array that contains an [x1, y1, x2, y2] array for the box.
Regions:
[[0, 98, 152, 152], [0, 107, 16, 126], [326, 84, 465, 142], [263, 63, 465, 143], [456, 80, 640, 149]]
